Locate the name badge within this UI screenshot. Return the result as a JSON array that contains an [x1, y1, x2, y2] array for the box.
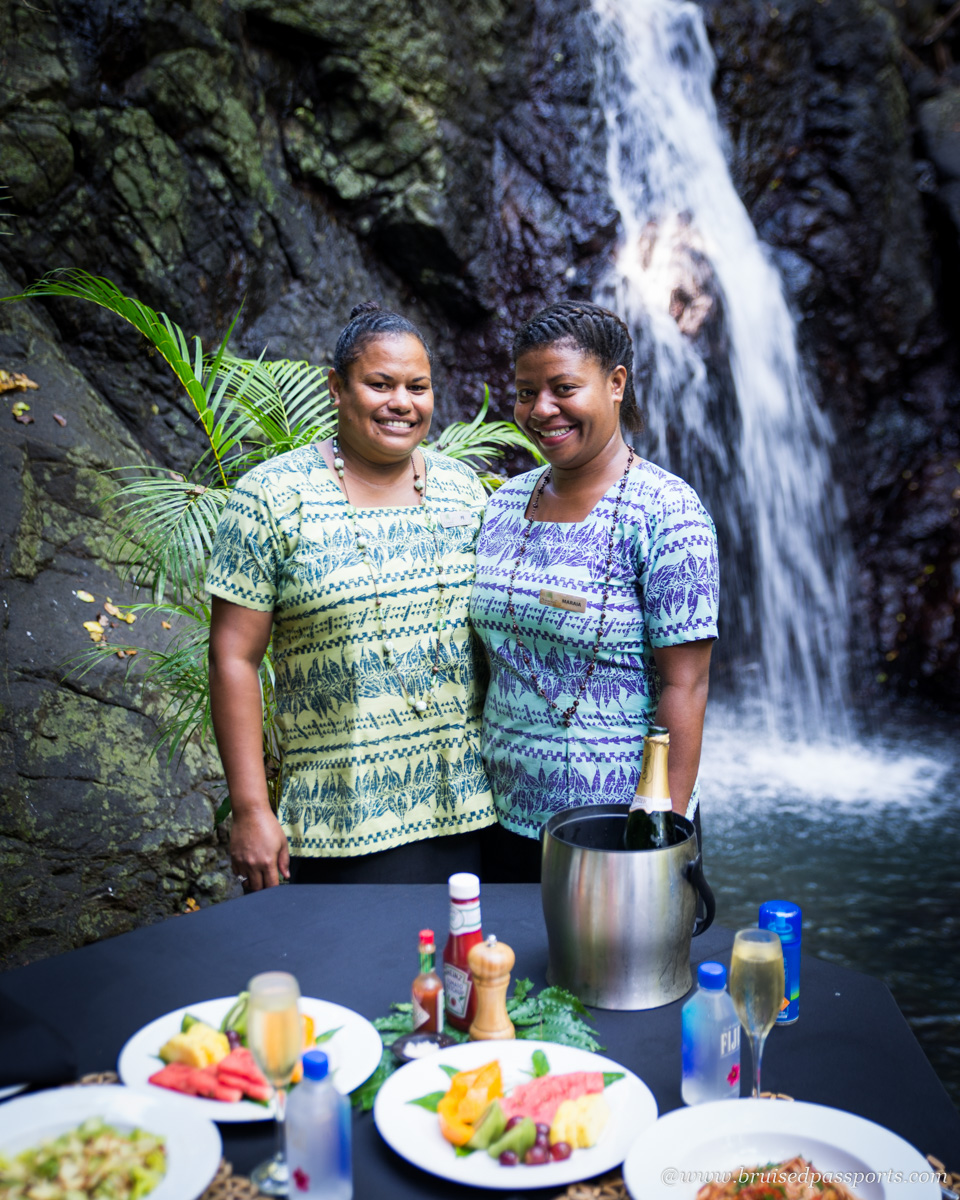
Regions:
[[438, 510, 476, 528], [539, 588, 588, 614]]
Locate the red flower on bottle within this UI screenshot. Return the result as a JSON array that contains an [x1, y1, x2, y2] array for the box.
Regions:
[[727, 1063, 740, 1087], [292, 1167, 310, 1192]]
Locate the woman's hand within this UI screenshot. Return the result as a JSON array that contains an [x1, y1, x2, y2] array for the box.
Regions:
[[230, 806, 290, 891]]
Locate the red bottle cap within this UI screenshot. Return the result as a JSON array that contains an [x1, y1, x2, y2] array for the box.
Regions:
[[419, 929, 435, 945]]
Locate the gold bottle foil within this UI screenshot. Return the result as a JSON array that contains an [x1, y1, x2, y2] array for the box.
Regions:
[[632, 730, 671, 813]]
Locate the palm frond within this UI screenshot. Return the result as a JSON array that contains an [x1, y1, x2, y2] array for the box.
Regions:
[[2, 270, 242, 486], [106, 469, 229, 603], [209, 355, 336, 471], [430, 386, 543, 474]]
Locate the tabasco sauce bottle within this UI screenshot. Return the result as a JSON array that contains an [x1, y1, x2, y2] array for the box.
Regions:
[[443, 873, 483, 1031], [412, 929, 444, 1034]]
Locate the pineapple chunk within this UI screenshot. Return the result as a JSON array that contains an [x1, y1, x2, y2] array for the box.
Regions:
[[549, 1092, 610, 1149], [159, 1021, 230, 1067]]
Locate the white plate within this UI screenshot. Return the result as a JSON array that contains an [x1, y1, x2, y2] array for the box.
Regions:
[[0, 1084, 221, 1200], [118, 996, 382, 1122], [0, 1083, 27, 1102], [622, 1098, 940, 1199], [374, 1038, 658, 1191]]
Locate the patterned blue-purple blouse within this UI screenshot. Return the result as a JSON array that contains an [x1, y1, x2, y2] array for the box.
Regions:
[[469, 458, 719, 838]]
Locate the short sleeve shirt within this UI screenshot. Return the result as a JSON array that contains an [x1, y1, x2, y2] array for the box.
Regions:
[[206, 445, 495, 856], [469, 458, 719, 838]]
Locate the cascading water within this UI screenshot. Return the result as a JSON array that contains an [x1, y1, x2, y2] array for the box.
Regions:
[[591, 0, 853, 738]]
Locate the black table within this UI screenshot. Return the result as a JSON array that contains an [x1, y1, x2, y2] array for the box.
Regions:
[[2, 885, 958, 1199]]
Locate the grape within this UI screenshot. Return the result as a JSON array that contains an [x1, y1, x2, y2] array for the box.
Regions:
[[550, 1142, 573, 1161], [524, 1145, 549, 1166], [225, 1030, 242, 1050], [498, 1150, 519, 1167], [535, 1123, 550, 1138], [504, 1116, 525, 1131], [534, 1133, 549, 1150]]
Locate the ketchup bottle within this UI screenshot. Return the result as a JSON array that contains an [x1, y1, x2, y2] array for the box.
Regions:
[[442, 872, 483, 1031]]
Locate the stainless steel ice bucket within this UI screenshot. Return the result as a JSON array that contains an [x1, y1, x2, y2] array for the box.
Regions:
[[541, 804, 715, 1010]]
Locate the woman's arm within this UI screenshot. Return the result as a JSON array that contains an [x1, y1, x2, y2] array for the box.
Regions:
[[209, 596, 290, 890], [652, 639, 714, 815]]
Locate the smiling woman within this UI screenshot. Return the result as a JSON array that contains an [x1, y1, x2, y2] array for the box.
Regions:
[[206, 302, 495, 888], [471, 301, 719, 882]]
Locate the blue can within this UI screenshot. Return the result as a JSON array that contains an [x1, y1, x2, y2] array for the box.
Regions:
[[758, 900, 801, 1025]]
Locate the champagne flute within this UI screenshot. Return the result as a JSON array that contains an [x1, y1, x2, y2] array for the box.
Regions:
[[247, 971, 302, 1195], [728, 928, 784, 1098]]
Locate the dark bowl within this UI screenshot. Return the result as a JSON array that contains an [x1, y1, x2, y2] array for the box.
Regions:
[[390, 1031, 457, 1064]]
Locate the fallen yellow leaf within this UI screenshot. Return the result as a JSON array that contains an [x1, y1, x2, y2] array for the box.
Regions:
[[104, 601, 122, 618], [183, 898, 200, 913], [0, 370, 39, 393], [11, 400, 30, 417], [76, 590, 95, 603], [161, 621, 172, 630]]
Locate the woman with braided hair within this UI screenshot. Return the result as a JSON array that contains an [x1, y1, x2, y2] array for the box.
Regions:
[[471, 300, 719, 881], [207, 302, 494, 889]]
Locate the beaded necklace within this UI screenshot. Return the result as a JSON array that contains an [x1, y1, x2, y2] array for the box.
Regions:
[[505, 447, 635, 728], [331, 437, 445, 716]]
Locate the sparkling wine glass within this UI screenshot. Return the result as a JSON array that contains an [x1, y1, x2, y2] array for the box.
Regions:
[[728, 928, 784, 1098], [246, 971, 301, 1195]]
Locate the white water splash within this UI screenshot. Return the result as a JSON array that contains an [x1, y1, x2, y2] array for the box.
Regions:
[[700, 706, 951, 812], [591, 0, 854, 739]]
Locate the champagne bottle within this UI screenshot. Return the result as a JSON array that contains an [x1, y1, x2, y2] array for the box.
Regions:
[[624, 725, 680, 849]]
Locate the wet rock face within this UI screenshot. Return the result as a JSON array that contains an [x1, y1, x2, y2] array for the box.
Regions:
[[0, 266, 239, 969], [1, 0, 959, 964]]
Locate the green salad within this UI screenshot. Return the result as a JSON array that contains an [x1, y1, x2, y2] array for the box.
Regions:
[[0, 1117, 166, 1200]]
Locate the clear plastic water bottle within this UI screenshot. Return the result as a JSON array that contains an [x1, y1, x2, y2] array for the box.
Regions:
[[681, 961, 741, 1104], [285, 1050, 352, 1199]]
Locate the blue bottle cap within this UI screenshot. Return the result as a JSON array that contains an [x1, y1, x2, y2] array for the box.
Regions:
[[697, 961, 727, 990], [302, 1050, 329, 1081], [759, 900, 802, 942]]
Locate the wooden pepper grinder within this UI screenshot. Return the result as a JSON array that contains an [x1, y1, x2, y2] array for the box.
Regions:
[[467, 934, 516, 1041]]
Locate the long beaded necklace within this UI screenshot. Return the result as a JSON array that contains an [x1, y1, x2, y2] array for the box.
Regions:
[[505, 447, 635, 728], [331, 437, 446, 716]]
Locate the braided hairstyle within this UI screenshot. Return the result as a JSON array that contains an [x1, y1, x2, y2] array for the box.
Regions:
[[512, 300, 640, 431], [332, 300, 432, 379]]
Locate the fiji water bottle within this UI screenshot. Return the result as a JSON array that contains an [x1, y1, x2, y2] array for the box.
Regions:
[[759, 900, 802, 1024], [681, 961, 741, 1104], [285, 1050, 352, 1199]]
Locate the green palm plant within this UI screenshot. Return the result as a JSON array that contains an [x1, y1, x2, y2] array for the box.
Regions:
[[3, 269, 536, 816]]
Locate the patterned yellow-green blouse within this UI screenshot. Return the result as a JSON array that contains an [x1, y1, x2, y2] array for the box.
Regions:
[[206, 445, 495, 857]]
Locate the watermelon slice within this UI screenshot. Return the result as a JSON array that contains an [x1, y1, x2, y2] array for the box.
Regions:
[[217, 1047, 269, 1085], [149, 1062, 243, 1103], [500, 1071, 605, 1127]]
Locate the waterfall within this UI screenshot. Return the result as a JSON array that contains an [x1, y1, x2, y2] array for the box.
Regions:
[[591, 0, 854, 738]]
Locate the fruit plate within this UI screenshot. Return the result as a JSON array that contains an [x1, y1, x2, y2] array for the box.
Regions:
[[622, 1098, 941, 1200], [0, 1084, 221, 1200], [373, 1038, 658, 1190], [118, 996, 382, 1122]]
